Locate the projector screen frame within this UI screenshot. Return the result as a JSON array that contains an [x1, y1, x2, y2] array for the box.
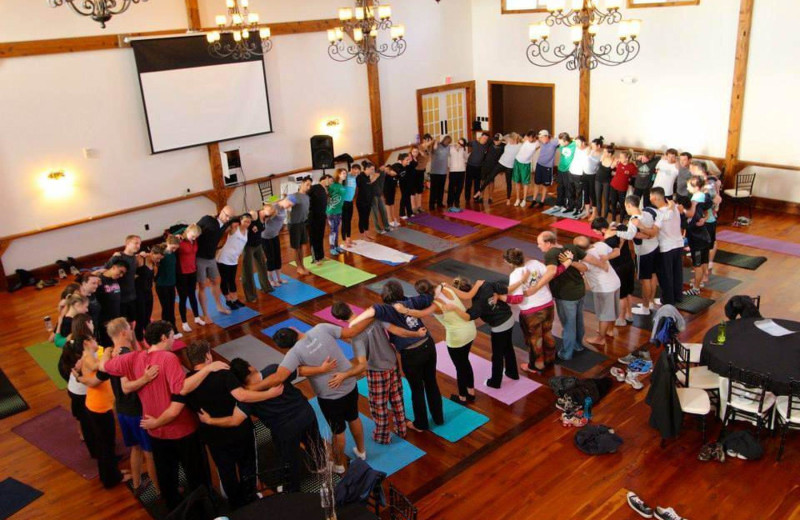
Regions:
[[131, 34, 274, 155]]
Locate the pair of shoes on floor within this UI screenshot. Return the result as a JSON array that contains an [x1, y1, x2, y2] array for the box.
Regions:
[[226, 300, 245, 310], [610, 367, 644, 390], [683, 286, 700, 296], [618, 350, 652, 365], [555, 395, 580, 413], [627, 492, 687, 519], [561, 409, 588, 428], [698, 442, 726, 463]]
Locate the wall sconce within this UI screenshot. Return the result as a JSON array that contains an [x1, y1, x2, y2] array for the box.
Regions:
[[325, 118, 342, 129], [47, 170, 66, 181], [40, 169, 75, 199], [320, 117, 343, 138]]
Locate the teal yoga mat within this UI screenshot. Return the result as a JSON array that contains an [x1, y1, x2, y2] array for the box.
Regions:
[[357, 378, 489, 443], [309, 398, 425, 476]]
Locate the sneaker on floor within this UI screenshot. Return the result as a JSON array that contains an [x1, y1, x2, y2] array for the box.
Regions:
[[726, 449, 747, 460], [352, 447, 367, 461], [520, 200, 528, 208], [683, 287, 699, 296], [625, 372, 644, 390], [400, 215, 408, 220], [631, 304, 651, 316], [653, 298, 662, 306], [181, 323, 192, 333], [390, 221, 400, 227], [654, 507, 686, 520], [628, 359, 653, 374], [610, 367, 626, 382], [626, 492, 654, 518], [561, 410, 588, 428], [514, 199, 521, 207], [194, 317, 206, 326], [555, 396, 578, 412], [618, 353, 638, 365], [615, 317, 628, 327], [639, 350, 652, 361]]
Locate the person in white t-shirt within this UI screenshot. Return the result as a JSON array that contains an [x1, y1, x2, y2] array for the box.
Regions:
[[568, 137, 590, 218], [574, 236, 619, 347], [616, 194, 660, 316], [216, 214, 250, 310], [637, 187, 684, 305], [512, 131, 540, 208], [652, 148, 680, 199], [501, 248, 555, 373]]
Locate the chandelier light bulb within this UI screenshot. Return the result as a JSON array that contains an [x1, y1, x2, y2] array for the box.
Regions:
[[355, 7, 365, 20], [628, 19, 642, 38], [529, 23, 540, 41], [369, 28, 378, 38], [241, 0, 248, 7], [339, 7, 353, 21], [571, 0, 585, 10], [260, 27, 270, 39], [335, 27, 344, 40], [570, 25, 583, 44], [605, 0, 621, 10], [588, 23, 599, 35], [242, 29, 249, 39], [353, 27, 364, 42], [207, 32, 215, 43], [618, 20, 631, 40], [226, 0, 234, 8], [248, 13, 258, 24], [391, 24, 405, 40], [328, 29, 337, 42], [378, 5, 392, 19], [216, 15, 226, 26], [232, 13, 243, 24], [233, 30, 242, 42]]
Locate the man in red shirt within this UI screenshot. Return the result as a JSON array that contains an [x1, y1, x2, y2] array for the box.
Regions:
[[99, 321, 225, 510]]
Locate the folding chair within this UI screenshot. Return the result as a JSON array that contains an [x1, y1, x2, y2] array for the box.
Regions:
[[723, 171, 756, 220], [389, 483, 418, 520], [720, 363, 776, 440], [775, 380, 800, 461]]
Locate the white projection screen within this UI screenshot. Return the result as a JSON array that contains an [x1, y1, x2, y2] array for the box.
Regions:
[[131, 35, 272, 154]]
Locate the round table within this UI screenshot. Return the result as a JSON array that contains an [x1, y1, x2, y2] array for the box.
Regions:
[[700, 317, 800, 394], [230, 493, 378, 520]]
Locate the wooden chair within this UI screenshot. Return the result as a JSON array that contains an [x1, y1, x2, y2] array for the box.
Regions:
[[389, 483, 418, 520], [720, 363, 776, 440], [668, 345, 712, 443], [258, 179, 275, 204], [775, 380, 800, 461], [724, 171, 756, 220], [673, 341, 720, 414]]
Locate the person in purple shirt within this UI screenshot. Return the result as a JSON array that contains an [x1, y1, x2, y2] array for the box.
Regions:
[[348, 280, 443, 432], [532, 130, 559, 207]]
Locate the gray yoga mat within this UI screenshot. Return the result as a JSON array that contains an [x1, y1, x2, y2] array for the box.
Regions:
[[366, 278, 419, 297], [680, 268, 742, 293], [214, 335, 304, 383], [427, 258, 507, 283], [485, 236, 545, 262], [390, 227, 457, 253], [714, 250, 767, 270], [675, 294, 715, 314]]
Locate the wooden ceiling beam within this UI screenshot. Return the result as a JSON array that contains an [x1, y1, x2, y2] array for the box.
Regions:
[[0, 19, 340, 59]]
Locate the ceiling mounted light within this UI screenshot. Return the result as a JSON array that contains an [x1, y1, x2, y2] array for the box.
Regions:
[[48, 0, 147, 28], [207, 0, 272, 60], [328, 1, 406, 64]]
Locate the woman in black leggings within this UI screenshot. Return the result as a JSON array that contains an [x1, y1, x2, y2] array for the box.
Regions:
[[356, 164, 376, 240], [176, 224, 203, 332], [595, 143, 616, 219]]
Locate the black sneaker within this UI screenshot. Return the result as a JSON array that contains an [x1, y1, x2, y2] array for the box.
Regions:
[[627, 492, 654, 518], [654, 507, 685, 520], [226, 300, 238, 310]]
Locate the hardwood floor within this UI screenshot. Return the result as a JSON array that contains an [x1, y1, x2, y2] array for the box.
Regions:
[[2, 185, 799, 520]]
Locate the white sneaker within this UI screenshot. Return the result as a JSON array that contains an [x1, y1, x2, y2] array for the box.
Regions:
[[615, 318, 628, 327], [514, 199, 521, 207], [173, 333, 183, 339], [610, 367, 626, 382], [400, 215, 408, 220], [332, 464, 346, 475], [352, 446, 366, 460], [390, 220, 400, 227], [181, 323, 192, 333], [631, 304, 651, 316], [194, 317, 206, 326], [625, 371, 644, 390], [520, 200, 528, 209], [653, 298, 662, 306]]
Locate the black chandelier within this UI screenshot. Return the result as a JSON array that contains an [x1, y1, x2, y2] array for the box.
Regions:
[[206, 0, 272, 60], [328, 1, 406, 64], [527, 0, 641, 71], [48, 0, 147, 28]]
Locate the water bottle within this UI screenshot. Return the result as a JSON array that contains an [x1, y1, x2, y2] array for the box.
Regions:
[[716, 320, 727, 345], [320, 481, 336, 520], [44, 316, 53, 333], [583, 397, 593, 420]]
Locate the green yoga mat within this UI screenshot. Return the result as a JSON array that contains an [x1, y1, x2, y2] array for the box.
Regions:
[[291, 257, 376, 287], [25, 343, 66, 390]]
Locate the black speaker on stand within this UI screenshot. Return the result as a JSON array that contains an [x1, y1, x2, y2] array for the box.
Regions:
[[310, 135, 335, 173]]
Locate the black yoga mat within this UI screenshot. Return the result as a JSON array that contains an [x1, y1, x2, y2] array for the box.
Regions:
[[0, 478, 43, 519], [484, 236, 545, 262], [675, 294, 716, 314], [681, 268, 742, 293], [714, 250, 767, 270], [427, 258, 507, 283], [0, 369, 29, 420], [554, 341, 608, 373]]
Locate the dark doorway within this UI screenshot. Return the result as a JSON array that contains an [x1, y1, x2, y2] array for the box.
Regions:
[[488, 81, 555, 136]]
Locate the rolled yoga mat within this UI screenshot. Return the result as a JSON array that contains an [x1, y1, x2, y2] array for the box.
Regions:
[[341, 240, 415, 265], [0, 369, 29, 420], [408, 214, 477, 237], [446, 209, 520, 230], [214, 334, 304, 383], [713, 250, 767, 270]]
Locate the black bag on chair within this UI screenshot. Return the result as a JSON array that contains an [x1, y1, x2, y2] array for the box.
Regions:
[[725, 295, 762, 320]]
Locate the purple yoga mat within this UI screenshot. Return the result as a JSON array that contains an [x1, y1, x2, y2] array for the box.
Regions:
[[716, 230, 800, 257], [409, 214, 477, 237], [434, 342, 541, 405], [12, 406, 127, 480], [314, 304, 366, 327], [446, 209, 520, 230]]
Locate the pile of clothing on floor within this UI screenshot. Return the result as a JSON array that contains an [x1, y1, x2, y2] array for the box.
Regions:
[[550, 376, 613, 428]]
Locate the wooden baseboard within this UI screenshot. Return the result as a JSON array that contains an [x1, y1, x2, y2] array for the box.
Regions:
[[6, 235, 164, 291], [752, 196, 800, 216]]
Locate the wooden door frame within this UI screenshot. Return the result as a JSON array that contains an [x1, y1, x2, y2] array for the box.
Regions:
[[416, 80, 476, 140], [487, 80, 555, 135]]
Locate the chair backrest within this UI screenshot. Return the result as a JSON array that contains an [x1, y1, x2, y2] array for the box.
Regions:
[[389, 483, 418, 520], [786, 380, 800, 422], [258, 180, 274, 202], [726, 363, 771, 414], [672, 341, 692, 387], [751, 295, 761, 310], [735, 172, 756, 195]]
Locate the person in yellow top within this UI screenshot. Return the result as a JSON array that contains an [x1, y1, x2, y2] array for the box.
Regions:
[[77, 334, 127, 488], [393, 282, 478, 405]]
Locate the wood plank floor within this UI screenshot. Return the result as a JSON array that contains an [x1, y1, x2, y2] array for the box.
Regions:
[[2, 185, 800, 520]]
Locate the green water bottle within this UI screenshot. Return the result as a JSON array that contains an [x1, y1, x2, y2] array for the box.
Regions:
[[716, 320, 727, 345]]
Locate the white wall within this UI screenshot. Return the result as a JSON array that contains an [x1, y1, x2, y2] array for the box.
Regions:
[[739, 0, 800, 167], [590, 0, 739, 156], [470, 0, 580, 135]]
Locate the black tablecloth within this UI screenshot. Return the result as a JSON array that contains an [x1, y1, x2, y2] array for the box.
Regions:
[[230, 493, 378, 520], [701, 318, 800, 394]]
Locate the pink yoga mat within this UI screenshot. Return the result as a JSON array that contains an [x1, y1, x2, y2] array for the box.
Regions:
[[550, 218, 595, 236], [434, 341, 541, 405], [447, 209, 520, 230], [314, 305, 366, 327]]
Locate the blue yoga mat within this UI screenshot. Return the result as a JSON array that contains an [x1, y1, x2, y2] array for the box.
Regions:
[[0, 477, 43, 519], [309, 398, 425, 476], [259, 275, 327, 306], [201, 287, 261, 328], [262, 317, 354, 359], [357, 378, 489, 443]]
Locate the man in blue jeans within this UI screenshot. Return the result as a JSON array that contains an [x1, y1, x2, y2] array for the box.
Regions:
[[536, 231, 606, 360]]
